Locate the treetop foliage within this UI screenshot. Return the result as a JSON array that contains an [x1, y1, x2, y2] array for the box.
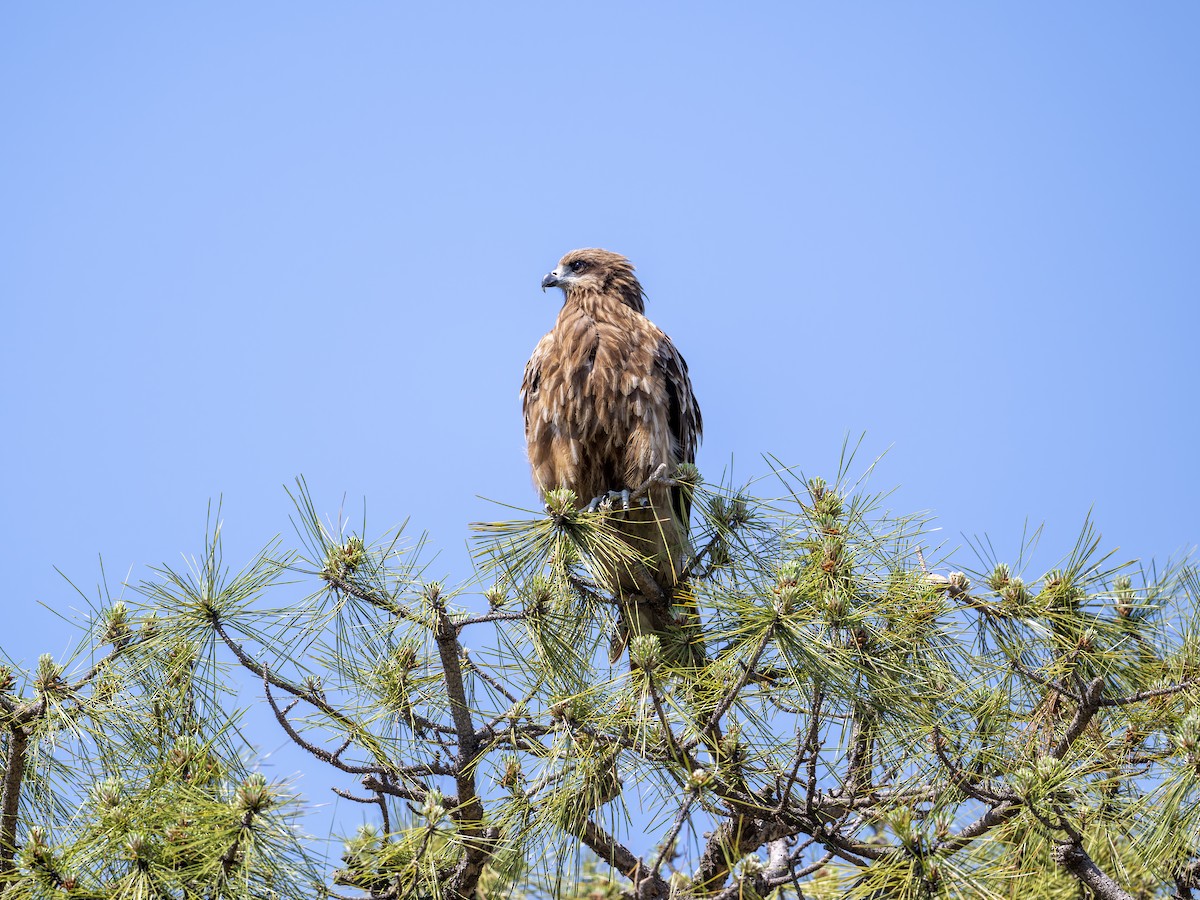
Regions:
[[3, 450, 1200, 899]]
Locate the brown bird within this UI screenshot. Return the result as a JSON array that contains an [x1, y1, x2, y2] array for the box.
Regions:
[[522, 248, 703, 665]]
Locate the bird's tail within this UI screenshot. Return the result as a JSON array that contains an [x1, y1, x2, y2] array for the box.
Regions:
[[603, 486, 705, 669]]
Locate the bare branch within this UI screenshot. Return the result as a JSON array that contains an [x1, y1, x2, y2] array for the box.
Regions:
[[564, 814, 670, 900], [431, 597, 492, 899], [1052, 839, 1136, 900], [1011, 659, 1083, 702], [263, 671, 387, 777], [457, 610, 527, 627], [332, 787, 386, 805], [650, 790, 697, 879], [931, 725, 1014, 804], [764, 849, 834, 888], [215, 619, 356, 728], [361, 774, 435, 801], [775, 683, 821, 817], [461, 647, 519, 708], [694, 818, 792, 895], [628, 463, 671, 505], [0, 725, 29, 876], [1100, 677, 1200, 707]]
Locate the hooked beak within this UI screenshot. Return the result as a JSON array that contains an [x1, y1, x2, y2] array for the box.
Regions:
[[540, 272, 559, 292]]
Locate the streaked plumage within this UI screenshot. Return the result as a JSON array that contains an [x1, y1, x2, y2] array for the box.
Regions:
[[522, 249, 703, 662]]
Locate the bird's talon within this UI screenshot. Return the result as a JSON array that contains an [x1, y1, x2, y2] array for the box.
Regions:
[[602, 490, 626, 511], [586, 490, 632, 512]]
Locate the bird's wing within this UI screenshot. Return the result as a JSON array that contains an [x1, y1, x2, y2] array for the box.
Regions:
[[521, 331, 553, 435], [653, 334, 703, 526]]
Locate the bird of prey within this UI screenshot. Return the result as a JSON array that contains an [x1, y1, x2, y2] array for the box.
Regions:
[[521, 248, 703, 665]]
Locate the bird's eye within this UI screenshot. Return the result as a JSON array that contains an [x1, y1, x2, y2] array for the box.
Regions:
[[570, 259, 587, 272]]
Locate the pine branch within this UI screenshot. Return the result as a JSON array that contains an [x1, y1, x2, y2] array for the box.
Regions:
[[1051, 676, 1104, 760], [321, 572, 420, 623], [645, 672, 695, 778], [935, 800, 1021, 856], [683, 622, 774, 755], [219, 806, 260, 880]]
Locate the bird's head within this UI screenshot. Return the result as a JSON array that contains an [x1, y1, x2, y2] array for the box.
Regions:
[[541, 248, 645, 313]]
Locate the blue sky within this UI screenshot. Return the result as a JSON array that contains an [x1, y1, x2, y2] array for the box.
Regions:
[[3, 0, 1198, 865]]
